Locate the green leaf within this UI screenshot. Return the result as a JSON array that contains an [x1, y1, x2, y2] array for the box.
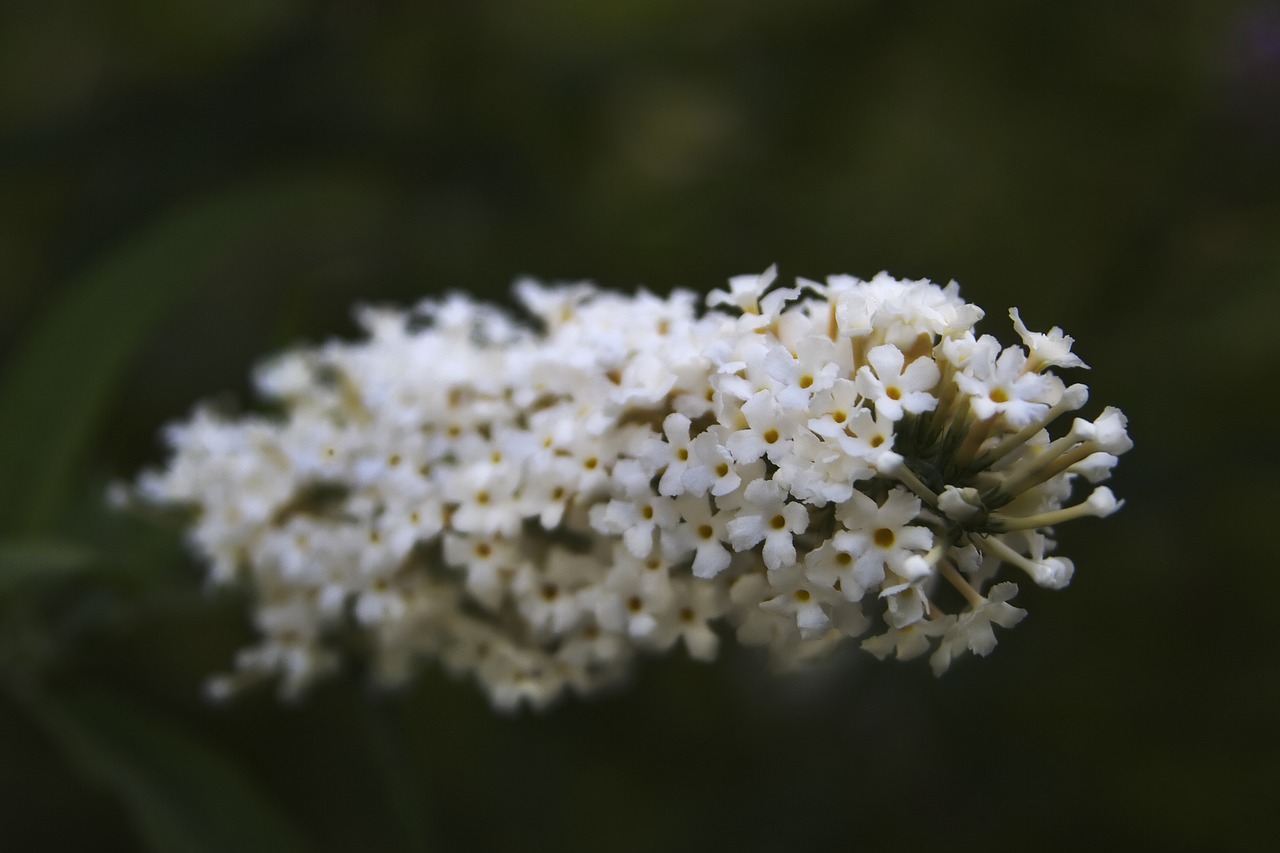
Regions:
[[0, 539, 97, 593], [20, 683, 310, 853], [0, 176, 386, 537]]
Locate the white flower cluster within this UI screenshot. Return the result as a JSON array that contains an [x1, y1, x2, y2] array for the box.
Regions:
[[135, 267, 1130, 710]]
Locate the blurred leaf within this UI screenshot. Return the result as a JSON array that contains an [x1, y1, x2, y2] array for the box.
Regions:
[[0, 539, 96, 594], [20, 683, 309, 853], [0, 176, 386, 537]]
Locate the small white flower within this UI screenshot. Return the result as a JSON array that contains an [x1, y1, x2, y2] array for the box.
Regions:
[[771, 430, 863, 506], [672, 494, 734, 579], [1010, 308, 1089, 372], [725, 479, 810, 570], [861, 617, 954, 662], [681, 426, 763, 498], [726, 571, 787, 646], [854, 345, 941, 422], [802, 536, 870, 602], [929, 582, 1027, 675], [810, 408, 897, 471], [956, 346, 1060, 427], [761, 565, 843, 639], [938, 486, 983, 523], [1079, 406, 1133, 455], [707, 264, 779, 314], [763, 337, 841, 410], [588, 493, 679, 558], [805, 378, 861, 438], [512, 551, 594, 636], [1084, 486, 1123, 517], [642, 413, 695, 497], [644, 579, 727, 661], [591, 559, 673, 640], [442, 533, 520, 610], [725, 389, 803, 465], [834, 488, 934, 587]]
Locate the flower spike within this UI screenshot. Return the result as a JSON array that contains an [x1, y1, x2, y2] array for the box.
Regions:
[[132, 268, 1129, 708]]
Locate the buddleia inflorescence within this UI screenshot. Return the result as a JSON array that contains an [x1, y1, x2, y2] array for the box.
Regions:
[[134, 267, 1130, 710]]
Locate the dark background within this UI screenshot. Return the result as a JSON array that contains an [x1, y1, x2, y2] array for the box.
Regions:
[[1, 2, 1276, 851]]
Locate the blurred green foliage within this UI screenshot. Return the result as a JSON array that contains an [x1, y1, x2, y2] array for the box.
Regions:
[[2, 1, 1277, 851]]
